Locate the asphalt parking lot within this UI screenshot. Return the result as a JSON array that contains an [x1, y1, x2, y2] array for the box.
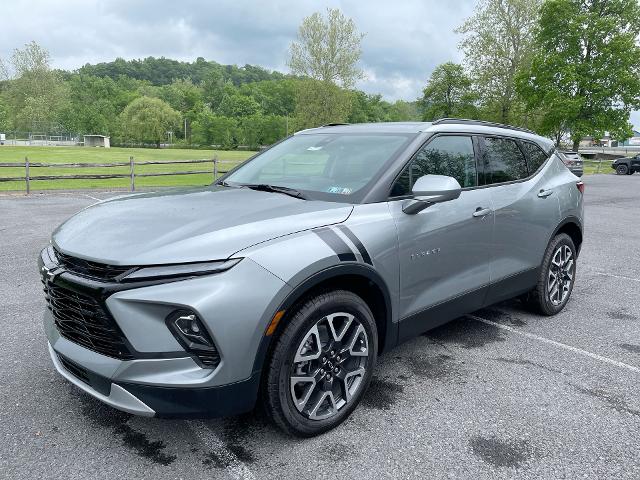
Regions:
[[1, 174, 639, 480]]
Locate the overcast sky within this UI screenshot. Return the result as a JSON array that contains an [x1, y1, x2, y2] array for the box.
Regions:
[[1, 0, 638, 128]]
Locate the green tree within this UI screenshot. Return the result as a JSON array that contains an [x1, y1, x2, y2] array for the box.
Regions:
[[293, 79, 352, 130], [457, 0, 541, 124], [5, 41, 69, 132], [217, 93, 261, 117], [120, 96, 180, 147], [289, 8, 364, 88], [420, 63, 477, 120], [518, 0, 640, 149], [519, 0, 640, 149]]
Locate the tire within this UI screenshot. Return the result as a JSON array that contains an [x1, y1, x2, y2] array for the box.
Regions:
[[263, 290, 378, 437], [616, 164, 629, 175], [522, 233, 576, 316]]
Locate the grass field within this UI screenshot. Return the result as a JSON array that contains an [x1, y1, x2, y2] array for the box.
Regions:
[[0, 146, 254, 192]]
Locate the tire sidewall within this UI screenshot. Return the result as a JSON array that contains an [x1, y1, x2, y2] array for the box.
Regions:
[[270, 291, 378, 436], [616, 164, 628, 175]]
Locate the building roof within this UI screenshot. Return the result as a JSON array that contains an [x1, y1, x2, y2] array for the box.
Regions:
[[83, 134, 110, 138]]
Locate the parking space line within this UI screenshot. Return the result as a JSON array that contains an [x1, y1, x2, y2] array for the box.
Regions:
[[467, 314, 640, 374], [593, 271, 640, 283], [186, 420, 257, 480]]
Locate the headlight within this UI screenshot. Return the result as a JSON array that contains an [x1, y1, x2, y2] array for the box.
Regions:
[[122, 258, 241, 281]]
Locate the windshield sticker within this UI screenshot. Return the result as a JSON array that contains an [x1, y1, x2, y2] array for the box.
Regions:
[[327, 186, 352, 195]]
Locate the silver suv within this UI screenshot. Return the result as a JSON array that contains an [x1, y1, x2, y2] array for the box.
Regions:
[[40, 119, 584, 436]]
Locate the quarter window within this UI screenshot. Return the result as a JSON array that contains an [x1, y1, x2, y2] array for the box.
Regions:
[[390, 136, 477, 197], [482, 137, 529, 184], [521, 141, 549, 173]]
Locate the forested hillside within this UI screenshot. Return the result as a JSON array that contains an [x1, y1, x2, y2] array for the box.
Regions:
[[0, 47, 420, 149]]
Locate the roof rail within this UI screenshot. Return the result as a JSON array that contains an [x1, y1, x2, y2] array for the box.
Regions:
[[431, 118, 535, 135], [321, 123, 350, 127]]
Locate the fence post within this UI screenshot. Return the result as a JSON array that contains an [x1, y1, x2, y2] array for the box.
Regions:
[[129, 156, 135, 192], [213, 154, 218, 180], [25, 156, 30, 195], [596, 159, 601, 174]]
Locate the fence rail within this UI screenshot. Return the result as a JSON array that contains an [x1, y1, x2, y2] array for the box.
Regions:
[[0, 156, 239, 194]]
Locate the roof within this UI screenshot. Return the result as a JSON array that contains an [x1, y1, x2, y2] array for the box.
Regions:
[[83, 134, 110, 138], [299, 122, 432, 134], [298, 120, 554, 151]]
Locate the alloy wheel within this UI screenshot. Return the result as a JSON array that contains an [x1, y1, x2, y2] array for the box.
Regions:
[[547, 244, 574, 306], [289, 312, 369, 420]]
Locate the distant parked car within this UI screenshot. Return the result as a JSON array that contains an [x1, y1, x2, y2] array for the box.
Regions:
[[611, 154, 640, 175], [558, 151, 583, 177]]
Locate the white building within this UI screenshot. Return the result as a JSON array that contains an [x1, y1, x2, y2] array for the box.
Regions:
[[83, 135, 110, 148]]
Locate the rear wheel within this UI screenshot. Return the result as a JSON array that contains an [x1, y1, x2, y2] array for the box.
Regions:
[[522, 233, 576, 315], [616, 164, 629, 175], [263, 290, 378, 437]]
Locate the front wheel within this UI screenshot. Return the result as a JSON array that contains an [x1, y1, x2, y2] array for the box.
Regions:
[[522, 233, 576, 315], [263, 290, 378, 437], [616, 164, 629, 175]]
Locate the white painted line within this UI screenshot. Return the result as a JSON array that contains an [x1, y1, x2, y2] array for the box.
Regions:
[[592, 271, 640, 283], [83, 194, 103, 201], [466, 314, 640, 375], [186, 420, 256, 480]]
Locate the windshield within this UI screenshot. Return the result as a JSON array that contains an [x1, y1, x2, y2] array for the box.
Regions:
[[223, 133, 413, 201]]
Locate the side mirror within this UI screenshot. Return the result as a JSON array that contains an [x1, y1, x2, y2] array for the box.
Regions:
[[402, 175, 462, 215]]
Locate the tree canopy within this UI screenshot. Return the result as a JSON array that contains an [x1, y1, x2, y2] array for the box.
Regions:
[[420, 62, 477, 120], [518, 0, 640, 148]]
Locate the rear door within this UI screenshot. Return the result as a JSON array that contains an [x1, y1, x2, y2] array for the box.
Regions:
[[480, 136, 560, 304], [388, 134, 494, 339], [632, 155, 640, 172]]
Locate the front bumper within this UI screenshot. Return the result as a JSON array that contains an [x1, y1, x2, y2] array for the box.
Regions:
[[48, 342, 261, 417], [41, 248, 291, 417]]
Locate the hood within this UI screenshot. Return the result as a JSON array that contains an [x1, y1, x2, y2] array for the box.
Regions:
[[52, 186, 353, 265]]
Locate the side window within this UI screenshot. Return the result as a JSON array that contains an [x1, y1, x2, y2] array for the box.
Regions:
[[482, 137, 528, 184], [521, 141, 549, 173], [390, 136, 477, 197]]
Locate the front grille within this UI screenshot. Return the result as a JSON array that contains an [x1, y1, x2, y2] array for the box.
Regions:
[[54, 249, 132, 282], [43, 279, 134, 360]]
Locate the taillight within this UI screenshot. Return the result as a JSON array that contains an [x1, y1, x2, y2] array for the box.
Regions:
[[576, 181, 585, 194]]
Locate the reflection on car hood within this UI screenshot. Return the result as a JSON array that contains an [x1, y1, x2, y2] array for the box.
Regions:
[[52, 186, 353, 265]]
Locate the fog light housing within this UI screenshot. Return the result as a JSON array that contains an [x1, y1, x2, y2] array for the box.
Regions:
[[166, 310, 220, 368]]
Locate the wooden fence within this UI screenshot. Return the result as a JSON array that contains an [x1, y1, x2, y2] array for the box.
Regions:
[[0, 156, 239, 194]]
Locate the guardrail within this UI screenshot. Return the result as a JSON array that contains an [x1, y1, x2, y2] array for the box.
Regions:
[[0, 156, 239, 194]]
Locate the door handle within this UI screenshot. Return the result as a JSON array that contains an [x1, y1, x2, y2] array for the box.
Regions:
[[538, 189, 554, 198], [472, 207, 492, 218]]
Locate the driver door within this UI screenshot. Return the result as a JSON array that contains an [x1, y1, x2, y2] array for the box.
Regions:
[[388, 135, 494, 341]]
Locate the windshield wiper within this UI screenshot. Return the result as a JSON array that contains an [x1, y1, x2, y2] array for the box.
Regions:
[[241, 184, 307, 200]]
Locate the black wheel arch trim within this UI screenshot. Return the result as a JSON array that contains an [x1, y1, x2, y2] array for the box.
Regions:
[[251, 263, 396, 375], [549, 215, 583, 255]]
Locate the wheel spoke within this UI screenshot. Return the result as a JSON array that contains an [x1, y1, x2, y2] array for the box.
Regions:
[[347, 324, 368, 357], [294, 324, 322, 363], [326, 312, 354, 342], [308, 391, 338, 420], [340, 367, 365, 404], [290, 376, 317, 412]]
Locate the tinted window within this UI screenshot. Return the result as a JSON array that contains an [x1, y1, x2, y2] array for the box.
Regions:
[[483, 137, 528, 183], [522, 142, 549, 172], [391, 136, 477, 197]]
